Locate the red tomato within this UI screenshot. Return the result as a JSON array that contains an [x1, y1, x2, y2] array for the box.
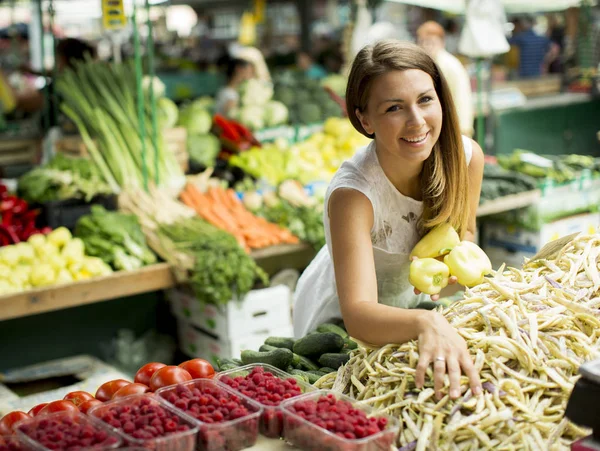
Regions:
[[63, 390, 95, 407], [178, 359, 215, 379], [27, 403, 48, 417], [38, 400, 79, 416], [95, 379, 131, 402], [0, 411, 31, 435], [78, 399, 103, 414], [112, 383, 150, 399], [134, 362, 166, 386], [149, 366, 192, 391]]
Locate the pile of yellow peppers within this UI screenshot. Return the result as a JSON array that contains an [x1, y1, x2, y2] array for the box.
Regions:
[[409, 223, 492, 295]]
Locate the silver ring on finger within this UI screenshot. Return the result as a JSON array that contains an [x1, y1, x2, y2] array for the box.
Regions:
[[434, 357, 446, 363]]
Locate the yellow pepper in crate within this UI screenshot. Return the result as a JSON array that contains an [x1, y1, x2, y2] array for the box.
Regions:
[[444, 241, 492, 287], [410, 223, 460, 259], [409, 258, 450, 295]]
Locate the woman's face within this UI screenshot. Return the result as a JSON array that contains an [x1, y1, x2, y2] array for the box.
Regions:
[[357, 69, 443, 163]]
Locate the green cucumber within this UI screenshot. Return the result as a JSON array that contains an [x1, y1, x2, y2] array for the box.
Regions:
[[319, 367, 337, 374], [290, 369, 319, 384], [293, 333, 345, 357], [344, 338, 358, 350], [240, 348, 294, 370], [317, 323, 349, 339], [264, 337, 296, 350], [294, 354, 320, 371], [259, 344, 278, 352], [318, 353, 350, 369]]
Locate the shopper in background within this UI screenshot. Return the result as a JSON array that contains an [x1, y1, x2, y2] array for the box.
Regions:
[[214, 57, 253, 116], [296, 51, 327, 79], [509, 16, 554, 78], [293, 40, 484, 401], [417, 21, 474, 138]]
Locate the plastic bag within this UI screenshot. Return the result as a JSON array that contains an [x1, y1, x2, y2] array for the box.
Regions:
[[459, 0, 510, 57]]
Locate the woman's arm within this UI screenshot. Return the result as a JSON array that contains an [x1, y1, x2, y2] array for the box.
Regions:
[[329, 187, 482, 399], [464, 139, 484, 242]]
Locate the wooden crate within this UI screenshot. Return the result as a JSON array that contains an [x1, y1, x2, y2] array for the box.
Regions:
[[0, 138, 41, 166]]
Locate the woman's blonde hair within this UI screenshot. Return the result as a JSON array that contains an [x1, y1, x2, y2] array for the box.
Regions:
[[346, 40, 470, 238]]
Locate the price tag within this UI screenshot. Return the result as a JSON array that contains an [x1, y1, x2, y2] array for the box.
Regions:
[[102, 0, 127, 30]]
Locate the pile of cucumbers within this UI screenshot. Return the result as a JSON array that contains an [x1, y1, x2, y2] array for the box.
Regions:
[[217, 322, 358, 385]]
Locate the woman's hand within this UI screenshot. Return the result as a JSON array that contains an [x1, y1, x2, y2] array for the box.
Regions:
[[415, 311, 482, 400], [410, 256, 457, 301]]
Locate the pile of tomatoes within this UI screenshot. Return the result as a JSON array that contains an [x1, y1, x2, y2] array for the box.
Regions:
[[0, 358, 215, 436]]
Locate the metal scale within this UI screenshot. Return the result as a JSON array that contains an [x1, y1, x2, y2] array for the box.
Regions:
[[566, 358, 600, 450]]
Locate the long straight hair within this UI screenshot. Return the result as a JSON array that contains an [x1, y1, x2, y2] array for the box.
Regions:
[[346, 40, 470, 238]]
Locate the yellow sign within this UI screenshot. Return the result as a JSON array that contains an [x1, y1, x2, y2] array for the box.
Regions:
[[102, 0, 127, 30], [254, 0, 265, 23]]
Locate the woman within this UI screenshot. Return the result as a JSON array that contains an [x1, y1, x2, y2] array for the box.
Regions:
[[293, 40, 484, 400], [214, 58, 253, 116]]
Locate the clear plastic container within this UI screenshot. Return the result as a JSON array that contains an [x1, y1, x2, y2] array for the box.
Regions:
[[280, 390, 400, 451], [15, 410, 122, 450], [215, 363, 315, 439], [0, 434, 33, 451], [156, 378, 263, 451], [88, 394, 198, 451]]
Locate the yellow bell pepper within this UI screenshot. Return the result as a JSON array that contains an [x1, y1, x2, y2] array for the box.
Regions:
[[444, 241, 492, 287], [409, 258, 450, 295], [410, 223, 461, 259]]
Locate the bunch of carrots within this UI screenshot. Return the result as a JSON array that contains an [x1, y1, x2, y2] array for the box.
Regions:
[[180, 183, 299, 252]]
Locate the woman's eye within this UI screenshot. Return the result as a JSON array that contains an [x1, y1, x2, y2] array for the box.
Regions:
[[419, 96, 433, 103], [386, 105, 401, 112]]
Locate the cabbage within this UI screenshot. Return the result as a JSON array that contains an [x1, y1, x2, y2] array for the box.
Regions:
[[142, 75, 166, 98], [178, 104, 212, 135], [264, 101, 289, 127], [191, 96, 215, 113], [157, 97, 179, 129], [188, 133, 221, 167], [321, 75, 347, 97], [239, 79, 273, 106], [238, 105, 265, 130]]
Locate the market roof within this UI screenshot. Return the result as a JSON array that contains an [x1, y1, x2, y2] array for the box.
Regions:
[[387, 0, 594, 13]]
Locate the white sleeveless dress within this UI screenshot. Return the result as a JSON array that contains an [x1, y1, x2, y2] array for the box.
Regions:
[[293, 137, 473, 337]]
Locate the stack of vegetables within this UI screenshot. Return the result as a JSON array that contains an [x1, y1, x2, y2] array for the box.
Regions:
[[218, 321, 358, 385], [176, 97, 221, 168], [230, 79, 289, 131], [316, 232, 600, 450], [479, 162, 538, 204], [0, 183, 51, 246], [56, 60, 184, 192], [75, 206, 156, 271], [272, 71, 345, 124], [241, 179, 326, 251], [119, 187, 267, 305], [179, 178, 299, 252], [229, 117, 370, 185], [17, 154, 112, 204], [0, 227, 112, 295]]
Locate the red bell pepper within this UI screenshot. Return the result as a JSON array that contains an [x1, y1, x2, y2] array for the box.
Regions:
[[213, 114, 242, 143]]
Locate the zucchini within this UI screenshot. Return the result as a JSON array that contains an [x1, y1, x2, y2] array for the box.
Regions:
[[240, 348, 294, 370], [259, 344, 278, 352], [317, 323, 349, 339], [293, 333, 345, 357], [293, 354, 320, 371], [318, 353, 350, 369], [264, 337, 296, 350]]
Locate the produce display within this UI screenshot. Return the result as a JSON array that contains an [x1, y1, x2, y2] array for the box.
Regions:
[[56, 60, 184, 191], [272, 71, 345, 125], [316, 232, 600, 450], [157, 379, 261, 451], [479, 162, 538, 204], [180, 182, 298, 252], [177, 98, 221, 168], [0, 184, 51, 246], [17, 411, 121, 450], [282, 391, 399, 450], [75, 206, 157, 271], [17, 154, 112, 204], [0, 228, 112, 295], [217, 364, 312, 438], [230, 79, 289, 131], [229, 117, 370, 185]]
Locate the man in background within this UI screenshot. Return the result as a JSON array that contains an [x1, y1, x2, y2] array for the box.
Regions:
[[509, 17, 554, 78], [417, 20, 474, 138]]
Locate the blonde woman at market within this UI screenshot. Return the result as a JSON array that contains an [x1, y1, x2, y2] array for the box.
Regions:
[[293, 40, 484, 400]]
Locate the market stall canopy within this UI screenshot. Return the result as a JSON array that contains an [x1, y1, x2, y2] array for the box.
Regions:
[[387, 0, 595, 13]]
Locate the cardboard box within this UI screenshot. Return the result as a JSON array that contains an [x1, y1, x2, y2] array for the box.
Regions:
[[482, 212, 600, 268], [167, 285, 292, 340], [176, 318, 294, 366]]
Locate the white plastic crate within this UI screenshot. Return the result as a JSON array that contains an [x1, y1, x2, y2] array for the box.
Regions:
[[176, 318, 294, 365], [167, 285, 292, 340]]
